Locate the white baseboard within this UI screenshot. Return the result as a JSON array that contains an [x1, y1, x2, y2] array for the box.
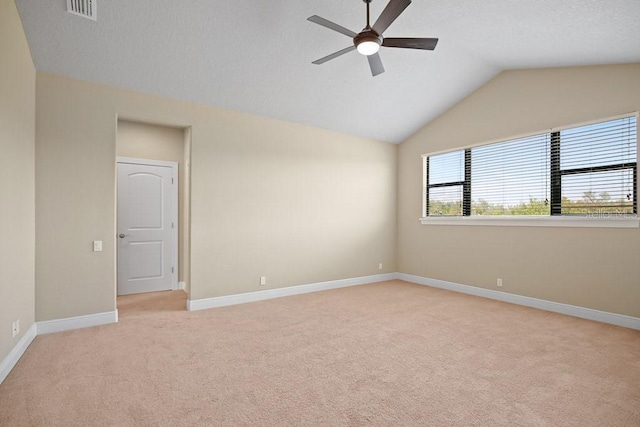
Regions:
[[0, 323, 37, 385], [397, 273, 640, 330], [36, 310, 119, 335], [187, 273, 397, 311]]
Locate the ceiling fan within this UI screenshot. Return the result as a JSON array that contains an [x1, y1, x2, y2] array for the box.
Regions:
[[308, 0, 439, 76]]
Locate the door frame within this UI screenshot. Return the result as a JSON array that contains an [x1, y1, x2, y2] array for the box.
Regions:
[[116, 157, 179, 292]]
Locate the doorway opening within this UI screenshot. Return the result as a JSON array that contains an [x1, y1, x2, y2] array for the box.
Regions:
[[115, 119, 191, 311]]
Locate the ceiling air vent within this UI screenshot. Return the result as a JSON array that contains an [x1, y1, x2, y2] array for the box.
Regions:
[[66, 0, 96, 21]]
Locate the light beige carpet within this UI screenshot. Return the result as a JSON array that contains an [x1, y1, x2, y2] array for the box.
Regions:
[[1, 280, 639, 426]]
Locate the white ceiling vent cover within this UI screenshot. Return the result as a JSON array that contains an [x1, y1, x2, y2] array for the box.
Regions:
[[66, 0, 96, 21]]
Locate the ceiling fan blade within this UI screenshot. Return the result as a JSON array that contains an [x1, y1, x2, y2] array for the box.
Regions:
[[367, 52, 385, 76], [372, 0, 411, 35], [307, 15, 357, 38], [312, 46, 356, 65], [382, 37, 439, 50]]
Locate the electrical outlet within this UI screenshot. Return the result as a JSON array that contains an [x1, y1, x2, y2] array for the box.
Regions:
[[260, 276, 266, 286], [497, 278, 503, 287], [11, 320, 19, 338], [378, 262, 383, 270], [93, 240, 103, 252]]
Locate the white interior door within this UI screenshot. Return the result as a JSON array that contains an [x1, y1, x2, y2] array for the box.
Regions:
[[117, 161, 175, 295]]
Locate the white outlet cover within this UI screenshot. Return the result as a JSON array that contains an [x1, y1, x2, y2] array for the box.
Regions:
[[93, 240, 103, 252]]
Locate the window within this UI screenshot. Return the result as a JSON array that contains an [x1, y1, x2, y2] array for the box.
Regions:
[[423, 115, 637, 222], [555, 119, 636, 215], [426, 150, 467, 216], [471, 134, 549, 216]]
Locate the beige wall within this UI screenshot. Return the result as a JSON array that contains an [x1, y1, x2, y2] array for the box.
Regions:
[[0, 0, 36, 361], [116, 120, 190, 288], [398, 64, 640, 317], [36, 73, 397, 320]]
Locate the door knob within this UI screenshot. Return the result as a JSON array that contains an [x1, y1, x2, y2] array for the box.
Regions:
[[118, 233, 129, 238]]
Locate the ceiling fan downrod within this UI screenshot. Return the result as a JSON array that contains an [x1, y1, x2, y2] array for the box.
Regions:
[[364, 0, 372, 29]]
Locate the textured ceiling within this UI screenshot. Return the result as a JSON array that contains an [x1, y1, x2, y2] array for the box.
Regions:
[[14, 0, 640, 143]]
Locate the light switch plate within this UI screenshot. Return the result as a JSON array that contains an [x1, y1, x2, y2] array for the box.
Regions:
[[93, 240, 103, 252]]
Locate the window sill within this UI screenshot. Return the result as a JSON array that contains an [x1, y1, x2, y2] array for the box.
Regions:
[[419, 215, 640, 228]]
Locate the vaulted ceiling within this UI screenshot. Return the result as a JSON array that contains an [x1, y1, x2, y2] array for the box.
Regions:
[[15, 0, 640, 143]]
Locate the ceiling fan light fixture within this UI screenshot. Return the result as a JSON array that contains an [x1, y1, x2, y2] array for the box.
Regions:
[[357, 40, 380, 55], [354, 31, 382, 56]]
